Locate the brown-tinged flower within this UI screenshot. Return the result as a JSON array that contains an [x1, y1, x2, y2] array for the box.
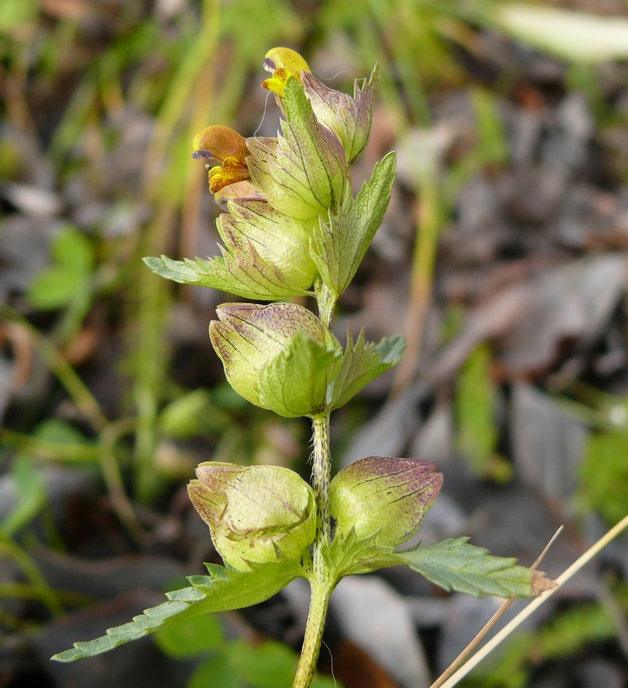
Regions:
[[192, 125, 250, 193]]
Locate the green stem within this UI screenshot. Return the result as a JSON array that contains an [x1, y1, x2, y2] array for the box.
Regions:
[[293, 578, 334, 688], [293, 411, 334, 688]]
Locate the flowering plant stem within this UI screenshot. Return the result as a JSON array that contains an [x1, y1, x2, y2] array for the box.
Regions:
[[293, 287, 337, 688], [295, 383, 334, 685]]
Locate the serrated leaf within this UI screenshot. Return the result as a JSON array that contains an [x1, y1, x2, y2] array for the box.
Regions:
[[324, 527, 402, 580], [51, 560, 303, 662], [143, 251, 310, 301], [400, 537, 535, 598], [257, 332, 341, 418], [310, 152, 396, 299], [330, 330, 405, 409]]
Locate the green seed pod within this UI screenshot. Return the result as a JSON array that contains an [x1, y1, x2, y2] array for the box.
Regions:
[[209, 303, 334, 412], [188, 462, 317, 571], [330, 457, 443, 547]]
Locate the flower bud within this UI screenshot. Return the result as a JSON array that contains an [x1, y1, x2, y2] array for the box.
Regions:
[[301, 66, 378, 164], [209, 303, 330, 409], [188, 462, 316, 570], [330, 457, 442, 547]]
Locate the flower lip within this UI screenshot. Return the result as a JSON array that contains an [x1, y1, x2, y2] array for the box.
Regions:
[[261, 47, 310, 98]]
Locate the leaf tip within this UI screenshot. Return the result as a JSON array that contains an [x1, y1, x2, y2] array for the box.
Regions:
[[531, 570, 557, 596]]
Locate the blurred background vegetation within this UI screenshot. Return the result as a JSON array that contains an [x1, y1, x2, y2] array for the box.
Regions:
[[1, 1, 628, 687]]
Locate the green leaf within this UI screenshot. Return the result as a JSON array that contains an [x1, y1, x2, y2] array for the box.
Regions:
[[456, 344, 512, 481], [577, 431, 628, 525], [143, 252, 310, 301], [27, 271, 87, 310], [1, 458, 46, 536], [310, 152, 396, 299], [154, 614, 223, 658], [51, 560, 303, 662], [228, 639, 298, 688], [158, 390, 231, 438], [257, 332, 341, 418], [330, 330, 405, 409], [189, 653, 243, 688], [399, 537, 535, 598], [324, 527, 403, 580], [28, 227, 94, 310]]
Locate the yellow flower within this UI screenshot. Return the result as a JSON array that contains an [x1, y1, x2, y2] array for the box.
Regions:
[[262, 47, 310, 97], [191, 125, 250, 193]]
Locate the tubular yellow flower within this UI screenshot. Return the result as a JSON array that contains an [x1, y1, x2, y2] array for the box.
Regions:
[[262, 47, 310, 97], [191, 125, 250, 193]]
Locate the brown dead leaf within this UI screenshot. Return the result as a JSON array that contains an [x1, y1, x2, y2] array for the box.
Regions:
[[430, 254, 627, 382], [531, 570, 558, 596]]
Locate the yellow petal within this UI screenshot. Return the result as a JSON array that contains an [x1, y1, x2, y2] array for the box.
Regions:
[[262, 47, 310, 97], [208, 157, 250, 194], [192, 125, 248, 164]]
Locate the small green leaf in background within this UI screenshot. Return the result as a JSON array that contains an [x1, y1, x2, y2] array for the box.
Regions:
[[155, 615, 339, 688], [471, 88, 508, 167], [456, 344, 512, 481], [188, 653, 242, 688], [0, 0, 37, 36], [158, 390, 231, 438], [495, 4, 628, 64], [400, 537, 536, 598], [34, 419, 89, 446], [27, 226, 94, 310], [577, 431, 628, 525], [1, 458, 46, 537], [154, 614, 223, 658], [228, 639, 338, 688]]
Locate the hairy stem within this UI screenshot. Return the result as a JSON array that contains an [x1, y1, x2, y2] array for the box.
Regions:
[[311, 413, 332, 552], [293, 412, 334, 688]]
